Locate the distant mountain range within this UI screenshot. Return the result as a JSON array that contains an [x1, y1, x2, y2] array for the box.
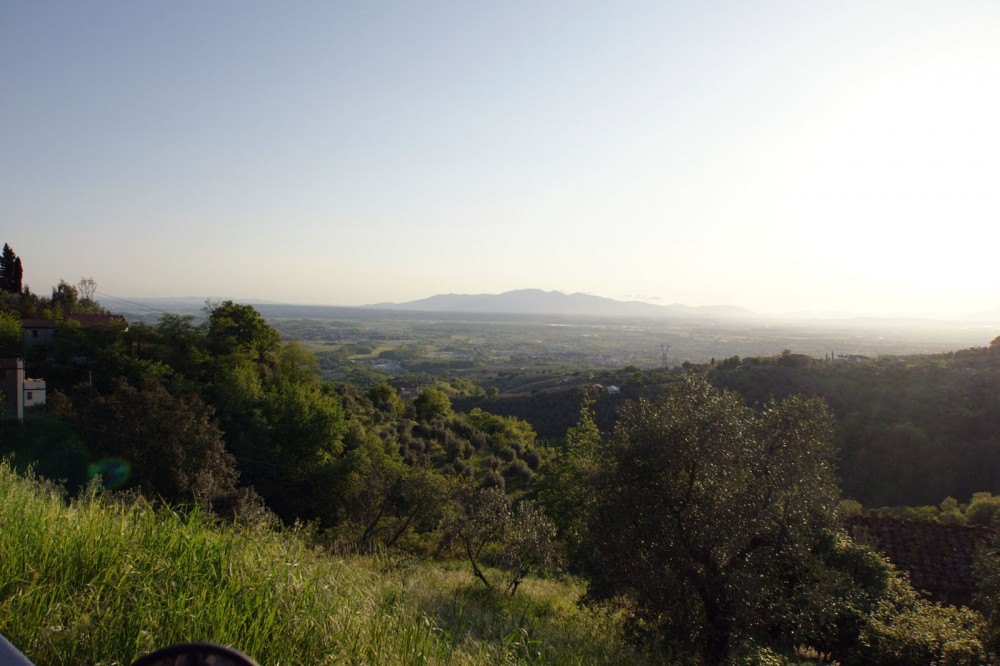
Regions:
[[102, 291, 1000, 325], [365, 289, 756, 319]]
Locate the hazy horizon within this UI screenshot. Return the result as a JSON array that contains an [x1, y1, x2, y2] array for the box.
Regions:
[[94, 288, 1000, 324], [4, 2, 1000, 319]]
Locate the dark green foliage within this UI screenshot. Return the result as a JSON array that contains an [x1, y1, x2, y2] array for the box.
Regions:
[[0, 243, 23, 294], [49, 280, 78, 318], [584, 377, 840, 664], [50, 379, 239, 508], [213, 353, 347, 524], [454, 386, 624, 439], [697, 346, 1000, 507], [0, 413, 92, 491], [535, 390, 603, 571]]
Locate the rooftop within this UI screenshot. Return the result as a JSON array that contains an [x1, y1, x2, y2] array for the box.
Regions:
[[847, 514, 992, 607]]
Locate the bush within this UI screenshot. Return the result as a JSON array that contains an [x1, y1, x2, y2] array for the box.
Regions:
[[849, 579, 987, 666]]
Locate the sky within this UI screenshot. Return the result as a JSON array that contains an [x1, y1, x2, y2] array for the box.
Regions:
[[2, 1, 1000, 317]]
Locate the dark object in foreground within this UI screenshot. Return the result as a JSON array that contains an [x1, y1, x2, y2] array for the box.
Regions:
[[0, 635, 259, 666], [129, 643, 260, 666]]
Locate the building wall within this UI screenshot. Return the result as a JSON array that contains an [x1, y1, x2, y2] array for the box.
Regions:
[[0, 359, 25, 422], [22, 326, 55, 349], [23, 378, 46, 408]]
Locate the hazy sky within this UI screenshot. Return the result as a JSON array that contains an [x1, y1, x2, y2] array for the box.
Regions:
[[3, 2, 999, 316]]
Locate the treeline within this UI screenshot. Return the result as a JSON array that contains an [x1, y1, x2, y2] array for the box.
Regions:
[[701, 346, 1000, 507], [0, 245, 106, 325], [463, 345, 1000, 509]]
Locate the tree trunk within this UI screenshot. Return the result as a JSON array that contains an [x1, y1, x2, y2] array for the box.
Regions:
[[701, 590, 733, 666], [465, 537, 493, 591]]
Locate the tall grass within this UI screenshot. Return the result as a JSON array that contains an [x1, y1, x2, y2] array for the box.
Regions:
[[0, 462, 662, 665]]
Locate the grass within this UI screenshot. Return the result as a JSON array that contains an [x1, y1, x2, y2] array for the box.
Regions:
[[0, 461, 664, 665]]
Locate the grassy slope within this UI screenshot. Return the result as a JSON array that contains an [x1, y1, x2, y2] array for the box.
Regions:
[[0, 462, 663, 665]]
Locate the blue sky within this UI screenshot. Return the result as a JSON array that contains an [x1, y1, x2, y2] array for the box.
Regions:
[[3, 2, 1000, 316]]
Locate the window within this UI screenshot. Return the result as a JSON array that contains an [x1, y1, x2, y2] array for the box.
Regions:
[[26, 391, 32, 400]]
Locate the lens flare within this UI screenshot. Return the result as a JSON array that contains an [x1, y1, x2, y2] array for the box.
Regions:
[[87, 458, 131, 490]]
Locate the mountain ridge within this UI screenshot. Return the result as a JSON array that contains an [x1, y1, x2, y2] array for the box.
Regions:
[[364, 289, 755, 319]]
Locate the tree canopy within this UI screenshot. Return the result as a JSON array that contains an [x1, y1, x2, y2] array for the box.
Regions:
[[584, 376, 840, 664]]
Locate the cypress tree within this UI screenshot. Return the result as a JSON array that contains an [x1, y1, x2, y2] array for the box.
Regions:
[[0, 244, 23, 293]]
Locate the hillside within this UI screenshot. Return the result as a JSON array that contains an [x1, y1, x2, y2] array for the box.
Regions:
[[453, 342, 1000, 509], [4, 293, 998, 664], [0, 462, 661, 665]]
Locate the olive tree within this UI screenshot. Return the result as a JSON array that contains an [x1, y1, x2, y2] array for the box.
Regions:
[[584, 376, 841, 665], [444, 486, 559, 595]]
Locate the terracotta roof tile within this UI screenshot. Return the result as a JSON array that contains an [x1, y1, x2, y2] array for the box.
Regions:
[[847, 514, 992, 607], [20, 319, 55, 328]]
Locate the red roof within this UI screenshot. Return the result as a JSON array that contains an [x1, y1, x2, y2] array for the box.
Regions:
[[21, 319, 56, 329], [0, 358, 23, 369], [68, 313, 126, 327], [847, 514, 992, 607], [21, 314, 126, 329]]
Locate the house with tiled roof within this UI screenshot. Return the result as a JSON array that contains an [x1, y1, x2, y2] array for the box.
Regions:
[[20, 319, 56, 349], [21, 313, 127, 349], [847, 514, 992, 608]]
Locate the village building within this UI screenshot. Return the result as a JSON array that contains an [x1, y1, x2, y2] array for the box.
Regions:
[[0, 358, 24, 421], [20, 319, 56, 349], [23, 377, 46, 408], [22, 313, 128, 350], [0, 358, 47, 422]]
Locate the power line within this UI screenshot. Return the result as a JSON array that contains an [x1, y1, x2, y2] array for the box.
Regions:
[[94, 292, 167, 313], [95, 292, 201, 319]]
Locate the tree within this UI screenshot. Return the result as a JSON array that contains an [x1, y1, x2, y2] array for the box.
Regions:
[[50, 280, 79, 318], [206, 301, 280, 364], [333, 427, 450, 551], [56, 379, 240, 508], [0, 311, 20, 352], [413, 387, 452, 422], [366, 382, 403, 416], [536, 390, 603, 570], [0, 244, 23, 294], [444, 485, 560, 595], [584, 376, 840, 665], [967, 492, 1000, 526]]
